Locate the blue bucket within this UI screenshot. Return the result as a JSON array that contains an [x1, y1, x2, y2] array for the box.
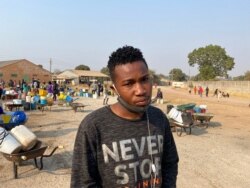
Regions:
[[66, 96, 73, 102], [193, 106, 201, 113], [40, 99, 47, 105]]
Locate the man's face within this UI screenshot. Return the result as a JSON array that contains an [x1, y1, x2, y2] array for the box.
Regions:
[[113, 61, 152, 107]]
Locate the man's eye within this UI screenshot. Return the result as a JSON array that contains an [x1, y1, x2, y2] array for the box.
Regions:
[[124, 82, 133, 86], [142, 77, 149, 82]]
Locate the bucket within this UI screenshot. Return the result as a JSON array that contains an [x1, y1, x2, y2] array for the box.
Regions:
[[39, 89, 47, 96], [10, 125, 37, 151], [93, 93, 98, 99], [65, 96, 73, 102], [33, 95, 40, 103], [40, 99, 47, 105], [2, 114, 12, 123], [26, 96, 31, 102], [0, 127, 22, 154]]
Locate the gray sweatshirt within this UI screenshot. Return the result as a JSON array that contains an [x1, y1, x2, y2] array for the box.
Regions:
[[71, 105, 178, 188]]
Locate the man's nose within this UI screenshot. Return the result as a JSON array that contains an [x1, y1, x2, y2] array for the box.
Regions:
[[135, 83, 146, 95]]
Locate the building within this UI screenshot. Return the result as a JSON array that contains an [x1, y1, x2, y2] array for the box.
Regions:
[[55, 70, 109, 85], [0, 59, 52, 85]]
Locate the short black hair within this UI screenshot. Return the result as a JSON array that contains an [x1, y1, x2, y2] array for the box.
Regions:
[[107, 46, 148, 81]]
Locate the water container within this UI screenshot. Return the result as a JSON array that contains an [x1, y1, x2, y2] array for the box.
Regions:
[[10, 125, 37, 151], [66, 96, 73, 102], [33, 95, 40, 103], [168, 108, 183, 123], [40, 99, 47, 105], [93, 93, 98, 99], [39, 89, 48, 96], [26, 96, 31, 102], [0, 127, 22, 154], [13, 99, 22, 104], [2, 114, 12, 123]]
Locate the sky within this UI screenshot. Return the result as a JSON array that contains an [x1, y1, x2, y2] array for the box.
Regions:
[[0, 0, 249, 77]]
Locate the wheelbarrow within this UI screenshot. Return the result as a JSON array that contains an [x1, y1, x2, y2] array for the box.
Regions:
[[70, 102, 89, 112], [1, 140, 62, 179], [192, 113, 214, 128]]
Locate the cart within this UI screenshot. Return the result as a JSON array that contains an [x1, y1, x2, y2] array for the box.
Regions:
[[1, 140, 61, 179], [70, 102, 89, 112], [168, 112, 194, 136], [192, 113, 214, 128]]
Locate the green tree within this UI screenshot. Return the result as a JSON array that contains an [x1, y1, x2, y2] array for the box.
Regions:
[[149, 70, 161, 85], [75, 64, 90, 70], [244, 71, 250, 81], [169, 68, 187, 81], [100, 67, 110, 76], [188, 45, 235, 80]]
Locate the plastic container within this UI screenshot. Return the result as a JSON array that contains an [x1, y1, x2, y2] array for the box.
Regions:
[[13, 99, 22, 104], [2, 114, 12, 123], [26, 96, 31, 102], [0, 127, 22, 154], [65, 96, 73, 102], [39, 89, 48, 96], [10, 125, 37, 151], [168, 108, 183, 123]]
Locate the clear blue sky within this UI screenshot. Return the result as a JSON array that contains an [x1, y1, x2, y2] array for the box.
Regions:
[[0, 0, 249, 77]]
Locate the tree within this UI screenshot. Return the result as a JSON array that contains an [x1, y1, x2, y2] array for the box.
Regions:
[[244, 71, 250, 81], [75, 64, 90, 70], [169, 68, 187, 81], [100, 67, 110, 76], [188, 45, 235, 80], [53, 69, 62, 74], [149, 70, 161, 85]]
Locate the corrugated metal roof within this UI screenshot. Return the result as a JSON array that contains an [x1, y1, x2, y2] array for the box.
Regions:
[[72, 70, 109, 77]]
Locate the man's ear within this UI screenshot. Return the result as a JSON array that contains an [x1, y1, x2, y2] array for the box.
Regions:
[[111, 84, 120, 96]]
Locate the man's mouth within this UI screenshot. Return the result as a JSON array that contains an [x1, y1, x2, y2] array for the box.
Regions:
[[134, 97, 150, 106]]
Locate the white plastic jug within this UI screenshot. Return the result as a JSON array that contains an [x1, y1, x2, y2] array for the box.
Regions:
[[11, 125, 37, 151], [0, 127, 22, 154]]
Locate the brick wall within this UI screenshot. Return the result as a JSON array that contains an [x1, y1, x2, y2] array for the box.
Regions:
[[0, 59, 51, 84]]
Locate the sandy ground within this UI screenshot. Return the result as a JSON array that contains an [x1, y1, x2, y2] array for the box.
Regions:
[[0, 87, 250, 188]]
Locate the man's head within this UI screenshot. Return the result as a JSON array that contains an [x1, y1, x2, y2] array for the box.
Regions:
[[107, 46, 152, 114], [107, 46, 148, 82]]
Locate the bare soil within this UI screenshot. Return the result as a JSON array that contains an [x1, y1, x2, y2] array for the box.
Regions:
[[0, 87, 250, 188]]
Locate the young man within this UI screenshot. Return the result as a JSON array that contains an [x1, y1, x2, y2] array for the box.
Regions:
[[71, 46, 179, 188]]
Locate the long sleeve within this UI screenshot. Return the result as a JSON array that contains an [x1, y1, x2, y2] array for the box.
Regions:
[[70, 120, 101, 188], [161, 118, 179, 188]]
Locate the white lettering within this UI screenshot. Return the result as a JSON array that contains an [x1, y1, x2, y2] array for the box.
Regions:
[[102, 142, 120, 163], [129, 161, 140, 182], [147, 135, 158, 155], [115, 165, 129, 184], [140, 159, 151, 178], [120, 139, 134, 161], [132, 137, 146, 157]]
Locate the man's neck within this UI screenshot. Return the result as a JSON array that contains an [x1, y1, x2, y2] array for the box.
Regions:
[[110, 103, 144, 120]]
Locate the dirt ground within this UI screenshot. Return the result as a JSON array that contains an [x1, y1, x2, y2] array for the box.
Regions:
[[0, 87, 250, 188]]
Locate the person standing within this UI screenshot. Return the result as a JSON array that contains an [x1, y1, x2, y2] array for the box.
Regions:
[[193, 85, 197, 95], [199, 86, 203, 97], [71, 46, 179, 188], [156, 88, 163, 104], [103, 86, 109, 105], [205, 87, 209, 97]]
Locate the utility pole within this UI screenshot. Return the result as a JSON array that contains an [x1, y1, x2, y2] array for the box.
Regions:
[[50, 58, 52, 81]]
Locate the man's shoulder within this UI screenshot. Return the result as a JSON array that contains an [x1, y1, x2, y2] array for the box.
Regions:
[[84, 106, 110, 122]]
